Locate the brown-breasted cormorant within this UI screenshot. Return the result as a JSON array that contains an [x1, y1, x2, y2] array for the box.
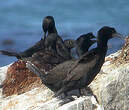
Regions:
[[26, 26, 122, 96]]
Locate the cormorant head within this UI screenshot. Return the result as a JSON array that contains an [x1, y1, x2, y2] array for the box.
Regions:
[[76, 32, 96, 46], [97, 26, 122, 41], [42, 16, 56, 37], [76, 32, 96, 56]]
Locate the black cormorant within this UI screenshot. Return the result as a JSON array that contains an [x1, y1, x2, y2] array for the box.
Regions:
[[25, 32, 96, 73], [26, 26, 122, 96], [0, 17, 97, 97], [0, 16, 49, 59], [0, 16, 71, 60]]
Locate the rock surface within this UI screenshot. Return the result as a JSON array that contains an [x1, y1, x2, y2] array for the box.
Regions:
[[90, 63, 129, 110], [90, 35, 129, 110], [0, 36, 129, 110]]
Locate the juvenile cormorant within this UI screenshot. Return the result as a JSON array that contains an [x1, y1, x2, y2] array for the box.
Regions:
[[26, 26, 122, 96]]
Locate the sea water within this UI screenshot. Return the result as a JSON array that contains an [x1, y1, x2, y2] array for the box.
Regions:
[[0, 0, 128, 66]]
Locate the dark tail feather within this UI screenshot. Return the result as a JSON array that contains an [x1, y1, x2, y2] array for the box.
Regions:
[[0, 50, 21, 59]]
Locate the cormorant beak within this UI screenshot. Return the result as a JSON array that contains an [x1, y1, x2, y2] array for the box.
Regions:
[[112, 33, 124, 40]]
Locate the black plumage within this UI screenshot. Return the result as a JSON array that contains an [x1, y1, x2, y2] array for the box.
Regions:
[[25, 32, 96, 72], [26, 26, 122, 96], [25, 32, 97, 90], [40, 16, 72, 60]]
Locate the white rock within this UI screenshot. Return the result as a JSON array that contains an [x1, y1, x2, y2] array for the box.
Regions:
[[0, 49, 128, 110]]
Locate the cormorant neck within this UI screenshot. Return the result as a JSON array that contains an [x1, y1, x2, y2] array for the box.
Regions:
[[48, 26, 58, 34], [97, 37, 108, 49], [97, 39, 108, 57]]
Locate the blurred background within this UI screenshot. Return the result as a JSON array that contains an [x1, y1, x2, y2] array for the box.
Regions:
[[0, 0, 129, 66]]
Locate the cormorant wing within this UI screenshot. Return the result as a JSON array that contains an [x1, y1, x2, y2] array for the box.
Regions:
[[63, 48, 98, 83], [0, 39, 44, 59], [0, 50, 21, 59], [19, 38, 44, 58], [26, 48, 98, 85], [44, 59, 77, 84], [42, 49, 97, 85], [56, 36, 72, 60]]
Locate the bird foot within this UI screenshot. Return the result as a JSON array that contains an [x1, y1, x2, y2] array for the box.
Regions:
[[79, 87, 93, 96], [53, 93, 66, 99], [58, 96, 75, 106], [53, 87, 66, 98]]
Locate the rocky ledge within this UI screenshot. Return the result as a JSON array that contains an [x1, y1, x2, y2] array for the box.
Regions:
[[0, 36, 129, 110]]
